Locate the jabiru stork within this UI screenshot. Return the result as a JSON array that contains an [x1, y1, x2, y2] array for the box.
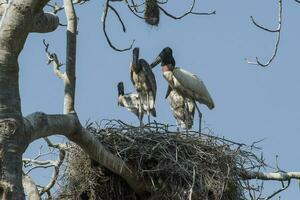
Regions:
[[166, 85, 195, 130], [130, 47, 157, 124], [151, 47, 214, 133], [117, 81, 147, 126]]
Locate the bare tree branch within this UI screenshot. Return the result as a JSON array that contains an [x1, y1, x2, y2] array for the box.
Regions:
[[43, 39, 66, 80], [64, 0, 77, 114], [159, 0, 216, 20], [103, 0, 214, 51], [249, 16, 279, 32], [31, 12, 59, 33], [124, 0, 144, 19], [46, 0, 90, 14], [102, 0, 134, 52], [22, 173, 40, 200], [24, 112, 153, 195], [22, 138, 68, 197], [108, 4, 126, 32], [130, 0, 144, 13], [39, 139, 66, 195], [241, 171, 300, 181], [46, 2, 64, 14], [265, 180, 290, 200], [246, 0, 282, 67]]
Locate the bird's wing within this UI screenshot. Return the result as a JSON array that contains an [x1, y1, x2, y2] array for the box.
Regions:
[[173, 67, 214, 109], [129, 63, 135, 86], [141, 59, 157, 100]]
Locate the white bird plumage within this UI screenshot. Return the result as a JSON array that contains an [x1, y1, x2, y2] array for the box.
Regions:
[[117, 82, 148, 123], [163, 68, 214, 109], [166, 86, 195, 130]]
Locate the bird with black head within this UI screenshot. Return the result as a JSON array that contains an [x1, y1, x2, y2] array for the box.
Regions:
[[151, 47, 214, 133]]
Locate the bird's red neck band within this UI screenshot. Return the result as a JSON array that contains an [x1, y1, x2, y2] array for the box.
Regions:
[[162, 64, 174, 72]]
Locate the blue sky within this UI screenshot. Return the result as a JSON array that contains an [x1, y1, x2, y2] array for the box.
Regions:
[[21, 0, 300, 198]]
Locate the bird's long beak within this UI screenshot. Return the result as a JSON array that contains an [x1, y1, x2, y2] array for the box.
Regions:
[[132, 47, 139, 67], [150, 56, 161, 69], [165, 85, 172, 99]]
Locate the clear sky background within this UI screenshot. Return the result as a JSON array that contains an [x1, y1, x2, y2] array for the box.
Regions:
[[21, 0, 300, 199]]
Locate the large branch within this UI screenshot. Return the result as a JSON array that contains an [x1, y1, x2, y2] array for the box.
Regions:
[[241, 170, 300, 181], [24, 112, 79, 143], [31, 12, 59, 33], [0, 0, 52, 55], [63, 0, 77, 114], [0, 3, 58, 33], [24, 112, 152, 195], [22, 173, 40, 200]]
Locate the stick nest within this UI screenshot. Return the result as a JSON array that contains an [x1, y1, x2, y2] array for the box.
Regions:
[[144, 0, 160, 26], [57, 120, 262, 200]]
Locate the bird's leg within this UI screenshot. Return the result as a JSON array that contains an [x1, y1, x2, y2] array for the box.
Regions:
[[194, 103, 202, 135], [138, 94, 144, 130], [184, 98, 189, 134], [176, 124, 180, 133], [139, 112, 144, 132], [147, 92, 151, 125]]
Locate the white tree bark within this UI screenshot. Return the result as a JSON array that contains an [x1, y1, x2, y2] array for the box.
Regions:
[[63, 0, 77, 114], [22, 174, 40, 200], [24, 112, 152, 195], [241, 170, 300, 181]]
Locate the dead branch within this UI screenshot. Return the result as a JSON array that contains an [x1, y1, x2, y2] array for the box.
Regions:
[[104, 0, 215, 51], [158, 0, 216, 19], [43, 39, 66, 81], [39, 141, 66, 195], [46, 0, 90, 14], [23, 138, 67, 198], [102, 0, 134, 52], [246, 0, 282, 67], [22, 173, 40, 200], [108, 4, 126, 32]]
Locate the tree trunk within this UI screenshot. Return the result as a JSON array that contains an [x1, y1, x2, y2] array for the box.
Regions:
[[0, 0, 152, 198], [0, 0, 54, 198], [0, 55, 25, 198]]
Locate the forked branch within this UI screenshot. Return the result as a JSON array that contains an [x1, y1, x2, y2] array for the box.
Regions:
[[105, 0, 214, 51], [102, 0, 134, 52], [158, 0, 216, 19], [43, 39, 66, 80], [246, 0, 282, 67], [22, 138, 67, 198]]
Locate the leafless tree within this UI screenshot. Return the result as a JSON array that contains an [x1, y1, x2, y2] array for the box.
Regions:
[[0, 0, 298, 199], [0, 0, 215, 199]]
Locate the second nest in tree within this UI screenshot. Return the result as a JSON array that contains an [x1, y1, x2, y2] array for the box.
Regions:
[[144, 0, 160, 26]]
